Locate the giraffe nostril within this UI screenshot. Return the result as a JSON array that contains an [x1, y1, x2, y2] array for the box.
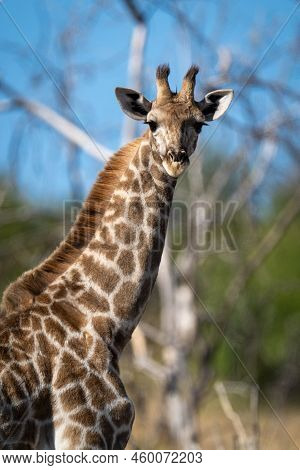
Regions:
[[168, 149, 187, 163], [167, 149, 175, 160]]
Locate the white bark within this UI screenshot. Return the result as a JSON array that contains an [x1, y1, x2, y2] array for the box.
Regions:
[[1, 97, 112, 162], [121, 22, 147, 145]]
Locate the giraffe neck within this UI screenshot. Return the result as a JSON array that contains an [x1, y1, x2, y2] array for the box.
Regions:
[[0, 136, 144, 315], [50, 138, 176, 356]]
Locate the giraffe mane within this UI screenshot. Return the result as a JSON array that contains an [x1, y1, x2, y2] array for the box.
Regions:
[[1, 135, 145, 315]]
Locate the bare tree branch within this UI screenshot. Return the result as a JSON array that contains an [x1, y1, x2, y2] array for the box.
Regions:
[[0, 81, 112, 161], [214, 381, 249, 449], [121, 0, 147, 144]]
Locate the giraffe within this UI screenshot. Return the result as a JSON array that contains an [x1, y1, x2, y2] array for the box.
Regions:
[[0, 65, 233, 449]]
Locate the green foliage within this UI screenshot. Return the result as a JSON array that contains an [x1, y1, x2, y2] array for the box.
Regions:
[[0, 181, 62, 296], [203, 190, 300, 400]]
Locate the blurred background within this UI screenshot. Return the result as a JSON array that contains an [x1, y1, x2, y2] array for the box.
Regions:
[[0, 0, 299, 449]]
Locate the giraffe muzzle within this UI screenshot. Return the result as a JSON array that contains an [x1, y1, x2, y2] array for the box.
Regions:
[[167, 149, 188, 163]]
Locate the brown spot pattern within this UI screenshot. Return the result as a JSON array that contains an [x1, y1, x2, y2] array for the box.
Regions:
[[89, 240, 118, 261], [36, 293, 51, 304], [115, 223, 136, 245], [140, 145, 150, 168], [53, 284, 67, 299], [140, 171, 153, 193], [78, 289, 109, 313], [52, 300, 87, 331], [44, 317, 66, 345], [81, 254, 120, 293], [110, 401, 133, 427], [85, 431, 106, 449], [128, 198, 144, 224], [147, 213, 158, 228], [60, 385, 86, 412], [92, 316, 115, 343], [138, 245, 149, 270], [37, 332, 58, 357], [114, 281, 137, 318], [117, 250, 135, 275], [131, 178, 140, 193], [85, 374, 116, 407], [71, 408, 96, 427]]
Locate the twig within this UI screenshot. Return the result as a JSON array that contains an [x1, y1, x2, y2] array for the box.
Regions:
[[214, 381, 248, 449]]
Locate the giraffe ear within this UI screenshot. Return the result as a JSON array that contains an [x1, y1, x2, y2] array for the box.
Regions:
[[198, 89, 234, 121], [115, 87, 152, 121]]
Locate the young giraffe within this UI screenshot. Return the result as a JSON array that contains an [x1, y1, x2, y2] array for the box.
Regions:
[[0, 65, 233, 449]]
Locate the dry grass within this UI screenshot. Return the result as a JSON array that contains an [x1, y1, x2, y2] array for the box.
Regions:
[[198, 396, 300, 450], [126, 380, 300, 449]]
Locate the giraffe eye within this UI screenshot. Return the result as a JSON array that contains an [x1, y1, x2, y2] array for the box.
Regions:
[[146, 120, 157, 132]]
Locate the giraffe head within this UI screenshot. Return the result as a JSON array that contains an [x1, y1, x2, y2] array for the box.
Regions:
[[116, 64, 233, 178]]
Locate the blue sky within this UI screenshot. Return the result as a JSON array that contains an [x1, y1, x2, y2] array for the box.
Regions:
[[0, 0, 299, 206]]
